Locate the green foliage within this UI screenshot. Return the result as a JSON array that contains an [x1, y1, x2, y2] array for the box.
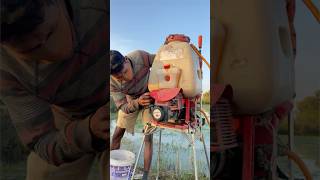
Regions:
[[294, 90, 319, 136], [279, 89, 320, 136], [202, 90, 210, 104]]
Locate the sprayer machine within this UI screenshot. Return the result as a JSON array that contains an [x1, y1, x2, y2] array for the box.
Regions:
[[211, 0, 319, 179], [130, 34, 210, 180], [148, 34, 207, 129]]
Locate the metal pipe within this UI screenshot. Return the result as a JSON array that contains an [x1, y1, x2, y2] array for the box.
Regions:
[[131, 134, 146, 180], [288, 111, 294, 180], [201, 132, 210, 171], [156, 130, 162, 180], [192, 133, 199, 180]]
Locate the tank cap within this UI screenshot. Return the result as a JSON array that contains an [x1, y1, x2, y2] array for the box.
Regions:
[[165, 34, 190, 44], [163, 64, 170, 69], [165, 75, 170, 81]]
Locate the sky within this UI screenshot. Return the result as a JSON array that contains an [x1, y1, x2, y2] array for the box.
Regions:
[[110, 0, 210, 91], [110, 0, 320, 98], [294, 0, 320, 99]]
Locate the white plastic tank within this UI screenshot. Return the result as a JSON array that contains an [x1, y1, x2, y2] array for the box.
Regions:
[[213, 0, 295, 114], [148, 38, 202, 97], [156, 65, 181, 89]]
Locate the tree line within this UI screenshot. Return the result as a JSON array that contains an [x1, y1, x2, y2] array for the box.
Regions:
[[279, 90, 320, 136]]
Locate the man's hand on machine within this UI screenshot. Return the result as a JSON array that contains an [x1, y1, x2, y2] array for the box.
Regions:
[[138, 92, 152, 106], [89, 105, 109, 141]]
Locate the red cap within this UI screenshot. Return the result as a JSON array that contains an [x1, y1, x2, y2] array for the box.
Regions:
[[165, 34, 190, 44], [198, 35, 203, 48]]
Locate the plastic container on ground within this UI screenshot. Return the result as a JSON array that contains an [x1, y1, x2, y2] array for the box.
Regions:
[[110, 150, 135, 180]]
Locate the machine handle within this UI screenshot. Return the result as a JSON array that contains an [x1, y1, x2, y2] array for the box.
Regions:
[[198, 35, 203, 49]]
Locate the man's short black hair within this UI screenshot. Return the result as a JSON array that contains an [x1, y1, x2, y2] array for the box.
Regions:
[[110, 50, 125, 75], [0, 0, 55, 42]]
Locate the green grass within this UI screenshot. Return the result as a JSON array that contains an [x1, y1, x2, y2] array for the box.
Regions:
[[0, 159, 209, 180], [148, 171, 208, 180], [1, 134, 319, 179]]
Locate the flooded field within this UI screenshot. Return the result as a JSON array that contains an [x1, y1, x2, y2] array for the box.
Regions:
[[110, 119, 210, 179], [1, 101, 318, 180], [1, 134, 318, 180], [110, 120, 319, 180]]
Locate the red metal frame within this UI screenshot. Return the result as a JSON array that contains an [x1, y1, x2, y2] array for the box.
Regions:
[[212, 84, 294, 179], [185, 98, 190, 124], [241, 116, 255, 180], [149, 120, 189, 130]]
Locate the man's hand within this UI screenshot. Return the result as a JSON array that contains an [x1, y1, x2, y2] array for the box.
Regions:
[[138, 92, 152, 106], [90, 105, 109, 141]]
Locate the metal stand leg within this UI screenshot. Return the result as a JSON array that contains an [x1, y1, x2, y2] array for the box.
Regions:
[[201, 132, 210, 170], [288, 112, 294, 180], [192, 133, 198, 180], [156, 130, 162, 180], [131, 134, 146, 180]]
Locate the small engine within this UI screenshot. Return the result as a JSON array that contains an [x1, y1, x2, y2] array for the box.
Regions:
[[148, 88, 199, 127], [150, 93, 185, 124]]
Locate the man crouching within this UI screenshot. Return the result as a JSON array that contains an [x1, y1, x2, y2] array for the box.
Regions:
[[110, 50, 155, 180]]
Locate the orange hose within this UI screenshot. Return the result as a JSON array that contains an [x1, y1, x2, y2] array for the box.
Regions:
[[190, 44, 210, 69], [200, 108, 210, 126], [284, 149, 313, 180], [303, 0, 320, 23]]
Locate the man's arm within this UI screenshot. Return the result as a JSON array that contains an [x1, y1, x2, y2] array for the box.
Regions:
[[110, 84, 152, 114], [0, 71, 106, 166], [110, 83, 140, 114]]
